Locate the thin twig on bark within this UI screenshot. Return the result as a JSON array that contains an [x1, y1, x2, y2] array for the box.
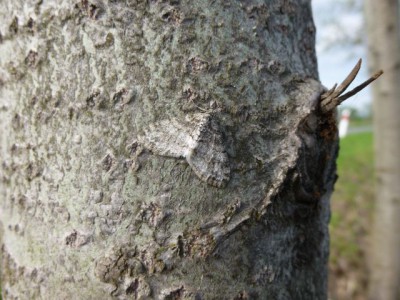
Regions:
[[336, 70, 384, 103], [320, 59, 383, 113], [321, 59, 362, 102], [320, 83, 338, 100]]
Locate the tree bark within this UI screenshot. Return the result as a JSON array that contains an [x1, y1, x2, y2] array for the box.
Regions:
[[365, 1, 400, 299], [0, 1, 336, 299]]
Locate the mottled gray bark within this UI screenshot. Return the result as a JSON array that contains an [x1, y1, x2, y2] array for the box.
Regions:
[[365, 0, 400, 299], [0, 1, 337, 299]]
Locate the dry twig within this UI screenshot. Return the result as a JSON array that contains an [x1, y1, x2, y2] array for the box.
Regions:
[[320, 59, 383, 113]]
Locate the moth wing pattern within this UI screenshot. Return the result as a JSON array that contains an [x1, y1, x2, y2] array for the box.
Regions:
[[186, 116, 230, 188], [139, 113, 231, 188], [139, 118, 194, 158]]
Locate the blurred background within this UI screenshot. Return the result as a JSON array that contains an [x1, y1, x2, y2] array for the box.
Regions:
[[312, 0, 396, 299]]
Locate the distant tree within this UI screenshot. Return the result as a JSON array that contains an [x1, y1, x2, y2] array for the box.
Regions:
[[365, 0, 400, 299]]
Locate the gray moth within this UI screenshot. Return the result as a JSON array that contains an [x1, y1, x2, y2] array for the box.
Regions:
[[139, 113, 230, 188]]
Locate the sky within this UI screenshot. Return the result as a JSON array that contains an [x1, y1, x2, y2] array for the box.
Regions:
[[312, 0, 372, 113]]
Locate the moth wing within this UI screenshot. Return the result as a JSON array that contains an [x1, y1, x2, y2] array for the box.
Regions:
[[186, 119, 230, 188], [140, 118, 193, 158], [140, 113, 230, 188]]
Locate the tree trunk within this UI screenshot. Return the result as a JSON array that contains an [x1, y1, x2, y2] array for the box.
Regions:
[[0, 1, 337, 299], [365, 1, 400, 299]]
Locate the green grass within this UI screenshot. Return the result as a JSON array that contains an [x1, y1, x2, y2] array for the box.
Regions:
[[348, 118, 373, 128], [333, 132, 374, 214], [331, 132, 374, 259], [329, 132, 375, 298]]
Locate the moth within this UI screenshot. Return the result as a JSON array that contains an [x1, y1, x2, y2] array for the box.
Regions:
[[139, 113, 230, 188]]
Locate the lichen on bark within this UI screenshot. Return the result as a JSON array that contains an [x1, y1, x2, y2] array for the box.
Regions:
[[0, 0, 336, 299]]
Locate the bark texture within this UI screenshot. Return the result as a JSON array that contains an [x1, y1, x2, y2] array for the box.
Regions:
[[365, 1, 400, 299], [0, 1, 337, 299]]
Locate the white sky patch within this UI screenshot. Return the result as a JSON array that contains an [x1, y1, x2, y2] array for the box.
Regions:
[[312, 0, 371, 111]]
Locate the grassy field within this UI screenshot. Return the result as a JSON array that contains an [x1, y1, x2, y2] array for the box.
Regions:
[[346, 117, 373, 128], [329, 131, 375, 300]]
